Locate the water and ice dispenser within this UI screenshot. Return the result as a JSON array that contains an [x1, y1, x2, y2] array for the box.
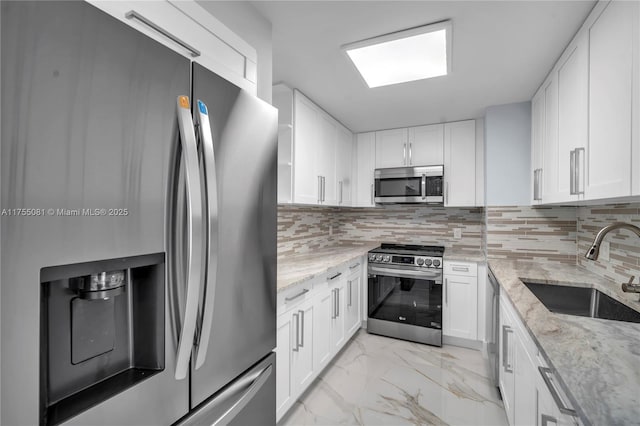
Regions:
[[40, 253, 165, 425]]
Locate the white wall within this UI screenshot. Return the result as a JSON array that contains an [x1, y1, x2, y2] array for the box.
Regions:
[[197, 1, 273, 103], [484, 101, 531, 206]]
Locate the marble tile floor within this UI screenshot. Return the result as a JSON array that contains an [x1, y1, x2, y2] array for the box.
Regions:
[[279, 330, 508, 426]]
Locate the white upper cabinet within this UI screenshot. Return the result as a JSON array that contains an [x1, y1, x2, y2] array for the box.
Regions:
[[531, 0, 639, 205], [336, 124, 354, 206], [444, 120, 477, 207], [586, 0, 635, 200], [293, 91, 322, 205], [318, 114, 338, 206], [375, 128, 409, 168], [87, 0, 257, 94], [354, 132, 376, 207], [409, 124, 444, 166]]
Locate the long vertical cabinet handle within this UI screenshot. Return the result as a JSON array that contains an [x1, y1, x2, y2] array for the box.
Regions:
[[292, 313, 299, 352], [575, 148, 585, 195], [298, 309, 304, 348], [193, 100, 219, 370], [570, 150, 576, 195], [173, 96, 205, 380], [502, 325, 514, 373], [321, 176, 326, 202], [533, 169, 540, 201], [409, 143, 413, 165], [403, 143, 407, 165], [331, 289, 336, 319], [444, 278, 448, 305], [125, 11, 201, 58]]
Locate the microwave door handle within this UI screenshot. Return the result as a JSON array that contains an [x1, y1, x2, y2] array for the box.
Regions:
[[173, 96, 204, 380], [193, 100, 219, 370], [421, 174, 426, 200]]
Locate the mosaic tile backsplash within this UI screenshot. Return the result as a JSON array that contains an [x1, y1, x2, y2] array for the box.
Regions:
[[486, 206, 577, 265], [577, 203, 640, 285], [277, 204, 485, 259]]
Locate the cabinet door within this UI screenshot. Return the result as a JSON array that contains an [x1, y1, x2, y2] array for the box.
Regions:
[[291, 302, 314, 394], [276, 314, 293, 421], [313, 288, 332, 372], [375, 128, 408, 168], [556, 38, 588, 202], [345, 270, 362, 337], [514, 336, 537, 426], [443, 274, 478, 340], [336, 124, 353, 206], [499, 302, 516, 426], [542, 77, 560, 203], [355, 132, 376, 207], [409, 124, 444, 166], [293, 92, 320, 204], [531, 90, 545, 204], [330, 282, 346, 353], [444, 120, 476, 206], [586, 0, 634, 199], [318, 113, 337, 205]]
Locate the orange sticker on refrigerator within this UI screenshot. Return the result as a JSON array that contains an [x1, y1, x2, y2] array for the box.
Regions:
[[178, 96, 190, 109]]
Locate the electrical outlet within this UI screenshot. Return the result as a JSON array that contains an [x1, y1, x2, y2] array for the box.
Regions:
[[600, 240, 610, 261], [454, 228, 462, 239], [329, 225, 333, 236]]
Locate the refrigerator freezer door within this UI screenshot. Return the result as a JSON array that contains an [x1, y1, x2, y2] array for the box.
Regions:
[[1, 2, 190, 424], [190, 63, 278, 407]]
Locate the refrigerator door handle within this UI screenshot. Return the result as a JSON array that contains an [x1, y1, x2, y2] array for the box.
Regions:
[[194, 100, 219, 370], [173, 96, 205, 380]]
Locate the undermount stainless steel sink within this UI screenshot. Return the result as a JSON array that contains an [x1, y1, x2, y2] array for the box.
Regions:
[[522, 281, 640, 324]]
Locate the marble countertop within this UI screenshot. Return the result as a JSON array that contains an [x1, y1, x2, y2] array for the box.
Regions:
[[277, 242, 379, 292], [489, 259, 640, 426]]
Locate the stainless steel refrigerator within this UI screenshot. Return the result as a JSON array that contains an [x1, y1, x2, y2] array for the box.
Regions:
[[1, 1, 277, 425]]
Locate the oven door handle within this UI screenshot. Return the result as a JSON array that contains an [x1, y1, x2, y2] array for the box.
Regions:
[[368, 266, 442, 281]]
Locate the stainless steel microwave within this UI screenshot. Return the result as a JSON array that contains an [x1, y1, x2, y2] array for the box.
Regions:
[[374, 165, 444, 204]]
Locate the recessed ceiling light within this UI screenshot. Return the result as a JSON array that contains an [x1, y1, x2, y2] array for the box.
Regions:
[[342, 21, 452, 88]]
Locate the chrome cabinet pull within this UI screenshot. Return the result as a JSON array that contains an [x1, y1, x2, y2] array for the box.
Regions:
[[502, 325, 514, 373], [285, 288, 309, 302], [409, 142, 413, 165], [444, 278, 448, 304], [125, 11, 201, 58], [575, 147, 584, 195], [322, 176, 326, 202], [349, 262, 360, 269], [298, 309, 305, 348], [292, 313, 299, 352], [539, 367, 577, 416], [403, 143, 407, 165], [328, 272, 342, 281], [331, 289, 337, 319], [370, 183, 374, 205], [570, 150, 576, 195]]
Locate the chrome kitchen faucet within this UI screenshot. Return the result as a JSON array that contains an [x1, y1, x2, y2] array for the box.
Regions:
[[585, 222, 640, 299]]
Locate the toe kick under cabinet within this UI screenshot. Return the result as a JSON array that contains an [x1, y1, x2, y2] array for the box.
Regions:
[[276, 257, 364, 422]]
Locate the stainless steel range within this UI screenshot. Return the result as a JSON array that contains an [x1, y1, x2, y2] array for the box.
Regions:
[[367, 244, 444, 346]]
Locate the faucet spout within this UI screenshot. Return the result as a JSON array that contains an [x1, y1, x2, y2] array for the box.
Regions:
[[584, 222, 640, 260]]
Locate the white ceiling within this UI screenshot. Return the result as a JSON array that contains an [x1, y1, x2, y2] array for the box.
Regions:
[[251, 0, 596, 133]]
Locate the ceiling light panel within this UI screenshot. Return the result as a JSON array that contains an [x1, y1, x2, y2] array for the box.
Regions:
[[343, 21, 451, 88]]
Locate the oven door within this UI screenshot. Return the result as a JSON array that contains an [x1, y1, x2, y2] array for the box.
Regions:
[[367, 266, 442, 329]]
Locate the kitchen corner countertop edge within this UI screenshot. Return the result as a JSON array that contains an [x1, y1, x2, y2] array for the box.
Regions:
[[489, 259, 640, 426]]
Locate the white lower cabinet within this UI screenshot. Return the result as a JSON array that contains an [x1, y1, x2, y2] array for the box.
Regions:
[[276, 257, 364, 422], [499, 291, 579, 426], [443, 261, 478, 341]]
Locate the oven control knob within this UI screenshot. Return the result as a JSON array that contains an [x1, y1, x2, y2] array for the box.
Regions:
[[424, 258, 432, 267], [433, 259, 441, 267], [383, 255, 391, 262], [416, 258, 424, 266], [369, 254, 377, 262], [376, 255, 383, 262]]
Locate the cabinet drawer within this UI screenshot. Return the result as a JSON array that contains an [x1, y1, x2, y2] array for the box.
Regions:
[[278, 281, 314, 313], [444, 261, 477, 277]]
